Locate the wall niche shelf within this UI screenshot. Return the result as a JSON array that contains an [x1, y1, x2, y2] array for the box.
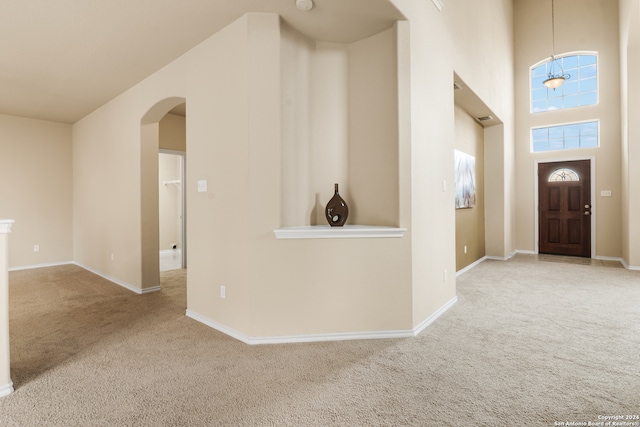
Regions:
[[273, 225, 407, 240]]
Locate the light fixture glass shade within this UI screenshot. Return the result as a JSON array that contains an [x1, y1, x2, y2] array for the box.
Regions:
[[543, 76, 566, 89]]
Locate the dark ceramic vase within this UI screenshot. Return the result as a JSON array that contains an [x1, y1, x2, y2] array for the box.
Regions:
[[325, 183, 348, 227]]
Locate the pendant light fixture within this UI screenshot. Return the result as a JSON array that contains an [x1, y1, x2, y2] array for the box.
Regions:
[[543, 0, 570, 89]]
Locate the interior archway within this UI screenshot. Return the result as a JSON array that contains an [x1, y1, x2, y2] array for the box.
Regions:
[[140, 97, 186, 290]]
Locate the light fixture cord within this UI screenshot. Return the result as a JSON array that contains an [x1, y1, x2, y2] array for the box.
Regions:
[[551, 0, 556, 59]]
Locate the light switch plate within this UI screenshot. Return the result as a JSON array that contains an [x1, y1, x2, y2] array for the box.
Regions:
[[197, 180, 207, 193]]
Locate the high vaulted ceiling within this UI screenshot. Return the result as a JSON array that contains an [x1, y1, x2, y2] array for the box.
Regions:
[[0, 0, 404, 124]]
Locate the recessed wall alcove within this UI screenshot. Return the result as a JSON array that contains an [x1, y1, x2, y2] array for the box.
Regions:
[[278, 22, 402, 236]]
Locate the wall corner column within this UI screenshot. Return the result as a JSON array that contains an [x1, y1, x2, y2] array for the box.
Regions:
[[0, 219, 15, 397]]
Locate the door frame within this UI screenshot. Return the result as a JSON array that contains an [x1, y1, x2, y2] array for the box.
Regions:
[[534, 155, 596, 258], [159, 149, 187, 269]]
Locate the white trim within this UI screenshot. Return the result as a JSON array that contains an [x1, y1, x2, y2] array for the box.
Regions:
[[621, 259, 640, 271], [8, 261, 162, 292], [9, 260, 74, 272], [274, 225, 407, 240], [0, 382, 13, 397], [514, 249, 536, 255], [600, 256, 640, 271], [534, 156, 596, 258], [186, 296, 458, 345], [412, 296, 458, 336], [0, 219, 14, 234], [160, 249, 181, 256], [485, 250, 519, 261], [456, 257, 487, 276], [72, 262, 160, 295]]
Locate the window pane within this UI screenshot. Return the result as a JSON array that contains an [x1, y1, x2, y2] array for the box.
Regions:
[[532, 87, 547, 101], [564, 124, 581, 137], [532, 128, 548, 140], [532, 75, 547, 87], [549, 168, 580, 182], [564, 95, 580, 108], [532, 100, 547, 113], [580, 55, 597, 66], [580, 64, 597, 79], [581, 135, 598, 148], [549, 138, 565, 150], [580, 78, 597, 92], [581, 121, 598, 135], [533, 140, 548, 152], [565, 137, 580, 149], [532, 64, 547, 78], [562, 56, 579, 69], [563, 80, 579, 95], [548, 97, 563, 110], [549, 126, 563, 139], [579, 91, 597, 106]]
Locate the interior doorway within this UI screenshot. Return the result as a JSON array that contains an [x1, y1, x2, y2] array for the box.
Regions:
[[538, 159, 592, 257], [159, 150, 186, 271]]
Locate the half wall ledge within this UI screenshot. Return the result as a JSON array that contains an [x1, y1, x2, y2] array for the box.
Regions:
[[273, 225, 407, 239]]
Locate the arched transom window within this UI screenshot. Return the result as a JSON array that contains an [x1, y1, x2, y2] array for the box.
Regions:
[[548, 168, 580, 182], [531, 53, 598, 113]]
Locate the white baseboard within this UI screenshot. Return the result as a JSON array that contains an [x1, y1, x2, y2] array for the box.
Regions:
[[9, 260, 161, 294], [0, 382, 14, 397], [9, 260, 74, 272], [495, 252, 640, 271], [160, 249, 181, 255], [186, 296, 458, 345], [514, 249, 536, 256], [412, 295, 458, 336], [72, 262, 160, 295], [456, 257, 487, 276], [598, 256, 640, 271]]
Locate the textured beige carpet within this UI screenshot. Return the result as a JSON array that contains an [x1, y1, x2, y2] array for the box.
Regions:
[[1, 255, 639, 426]]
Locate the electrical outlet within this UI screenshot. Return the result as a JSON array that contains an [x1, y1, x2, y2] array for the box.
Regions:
[[34, 244, 40, 252], [220, 285, 226, 299]]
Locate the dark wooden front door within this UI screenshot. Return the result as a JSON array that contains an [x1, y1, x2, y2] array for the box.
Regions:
[[538, 160, 591, 257]]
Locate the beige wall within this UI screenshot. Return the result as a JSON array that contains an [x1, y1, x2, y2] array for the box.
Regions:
[[389, 0, 515, 326], [71, 1, 515, 339], [454, 106, 485, 271], [70, 13, 414, 338], [348, 27, 399, 226], [159, 113, 186, 152], [620, 0, 640, 267], [514, 0, 622, 258], [279, 24, 399, 228], [0, 114, 72, 268]]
